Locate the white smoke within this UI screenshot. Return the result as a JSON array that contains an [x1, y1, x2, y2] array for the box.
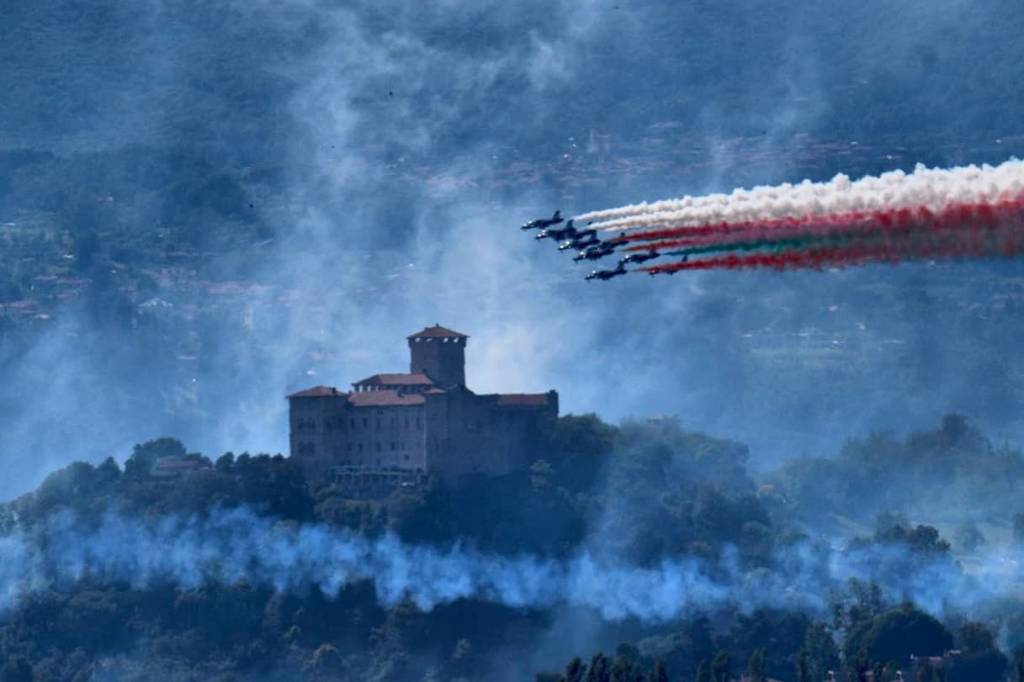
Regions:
[[580, 158, 1024, 233], [1, 507, 1020, 623]]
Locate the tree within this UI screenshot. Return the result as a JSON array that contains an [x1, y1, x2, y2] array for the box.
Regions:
[[748, 648, 766, 682], [566, 657, 587, 682], [957, 622, 995, 653], [0, 658, 33, 682], [803, 622, 841, 682], [124, 437, 187, 478], [215, 452, 235, 473], [846, 604, 953, 668], [710, 651, 731, 682], [796, 650, 810, 682], [587, 654, 611, 682], [695, 660, 710, 682], [648, 661, 669, 682]]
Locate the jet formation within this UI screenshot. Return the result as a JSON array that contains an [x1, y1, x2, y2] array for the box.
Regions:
[[520, 210, 661, 281]]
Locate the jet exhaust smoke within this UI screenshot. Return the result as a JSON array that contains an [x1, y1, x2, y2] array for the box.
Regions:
[[582, 159, 1024, 232], [556, 159, 1024, 276]]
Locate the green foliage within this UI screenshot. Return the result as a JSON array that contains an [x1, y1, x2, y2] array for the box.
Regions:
[[124, 437, 187, 478], [710, 650, 731, 682], [845, 604, 954, 667], [566, 657, 587, 682], [772, 415, 1024, 525], [801, 622, 841, 682], [695, 660, 709, 682], [748, 647, 767, 682], [647, 661, 669, 682]]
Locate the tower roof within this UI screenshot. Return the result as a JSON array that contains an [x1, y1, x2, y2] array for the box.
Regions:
[[353, 373, 434, 388], [287, 385, 343, 399], [407, 324, 468, 340]]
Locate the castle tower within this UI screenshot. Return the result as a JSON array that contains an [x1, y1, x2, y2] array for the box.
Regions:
[[408, 324, 468, 388]]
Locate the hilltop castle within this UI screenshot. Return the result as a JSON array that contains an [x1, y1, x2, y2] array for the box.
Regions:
[[288, 325, 558, 482]]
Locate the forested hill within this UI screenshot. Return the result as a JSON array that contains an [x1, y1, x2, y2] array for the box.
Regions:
[[2, 414, 1024, 680]]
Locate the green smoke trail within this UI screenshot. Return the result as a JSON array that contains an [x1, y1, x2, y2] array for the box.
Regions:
[[665, 232, 860, 259]]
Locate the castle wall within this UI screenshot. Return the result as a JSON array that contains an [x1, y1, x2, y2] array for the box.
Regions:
[[289, 395, 343, 472], [288, 327, 558, 486], [290, 399, 427, 472]]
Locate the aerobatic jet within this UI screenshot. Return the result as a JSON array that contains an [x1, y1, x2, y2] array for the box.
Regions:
[[521, 210, 563, 230], [619, 249, 660, 266], [585, 263, 627, 281], [558, 232, 600, 251], [573, 243, 616, 262], [539, 220, 583, 242]]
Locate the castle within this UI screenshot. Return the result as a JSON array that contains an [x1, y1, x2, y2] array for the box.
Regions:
[[288, 325, 558, 482]]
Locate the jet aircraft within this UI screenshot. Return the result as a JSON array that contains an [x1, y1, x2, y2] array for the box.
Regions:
[[521, 210, 563, 230], [540, 220, 584, 242], [559, 232, 600, 251], [585, 263, 627, 281], [573, 243, 616, 262], [619, 249, 660, 266]]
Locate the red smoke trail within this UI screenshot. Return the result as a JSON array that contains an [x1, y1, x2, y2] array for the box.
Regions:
[[622, 195, 1024, 254], [641, 218, 1024, 275]]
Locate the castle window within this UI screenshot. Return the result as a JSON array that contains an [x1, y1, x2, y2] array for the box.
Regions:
[[350, 418, 355, 429], [390, 442, 396, 451], [358, 443, 363, 453], [298, 442, 315, 457], [376, 418, 381, 430], [363, 418, 368, 429], [376, 443, 382, 452]]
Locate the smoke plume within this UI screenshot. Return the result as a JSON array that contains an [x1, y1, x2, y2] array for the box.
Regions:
[[0, 507, 1017, 624]]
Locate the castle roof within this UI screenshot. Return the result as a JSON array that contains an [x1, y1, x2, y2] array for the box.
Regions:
[[288, 385, 343, 398], [408, 324, 468, 340], [496, 393, 555, 407], [347, 390, 427, 407], [353, 372, 434, 387]]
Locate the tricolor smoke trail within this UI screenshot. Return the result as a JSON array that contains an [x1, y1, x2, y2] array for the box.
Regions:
[[559, 159, 1024, 276], [583, 159, 1024, 233]]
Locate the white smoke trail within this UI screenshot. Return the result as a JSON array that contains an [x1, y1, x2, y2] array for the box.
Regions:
[[579, 159, 1024, 233], [2, 508, 1022, 622]]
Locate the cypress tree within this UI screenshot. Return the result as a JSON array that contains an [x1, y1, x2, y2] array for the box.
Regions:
[[711, 651, 731, 682], [587, 654, 611, 682], [748, 648, 766, 682], [695, 660, 710, 682], [796, 650, 810, 682], [647, 661, 669, 682], [566, 657, 586, 682]]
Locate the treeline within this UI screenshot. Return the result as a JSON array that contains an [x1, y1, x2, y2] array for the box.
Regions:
[[1, 415, 1023, 680], [540, 604, 1011, 682], [0, 416, 775, 680]]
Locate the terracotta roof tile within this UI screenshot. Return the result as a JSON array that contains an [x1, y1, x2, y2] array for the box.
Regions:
[[347, 390, 426, 407], [288, 385, 343, 399], [353, 373, 434, 387], [407, 324, 468, 339]]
